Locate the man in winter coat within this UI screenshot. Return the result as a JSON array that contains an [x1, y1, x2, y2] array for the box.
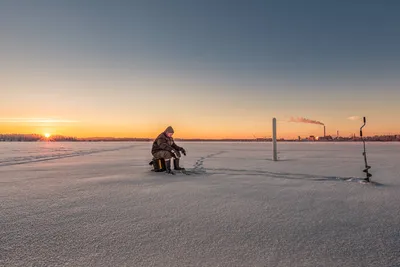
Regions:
[[151, 126, 186, 173]]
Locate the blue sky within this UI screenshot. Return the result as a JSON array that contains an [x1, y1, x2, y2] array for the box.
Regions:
[[1, 0, 400, 138]]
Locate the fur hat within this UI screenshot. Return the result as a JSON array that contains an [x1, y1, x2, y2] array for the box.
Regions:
[[165, 126, 174, 134]]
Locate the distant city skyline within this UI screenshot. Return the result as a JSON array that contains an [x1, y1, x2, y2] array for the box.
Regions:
[[1, 132, 399, 142], [1, 1, 400, 139]]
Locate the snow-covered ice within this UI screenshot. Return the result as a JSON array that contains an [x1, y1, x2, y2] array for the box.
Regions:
[[1, 141, 399, 266]]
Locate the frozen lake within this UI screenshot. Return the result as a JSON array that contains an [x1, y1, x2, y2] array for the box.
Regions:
[[1, 142, 399, 266]]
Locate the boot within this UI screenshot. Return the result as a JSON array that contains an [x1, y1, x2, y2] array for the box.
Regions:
[[152, 158, 166, 172], [173, 158, 185, 170], [165, 159, 175, 174]]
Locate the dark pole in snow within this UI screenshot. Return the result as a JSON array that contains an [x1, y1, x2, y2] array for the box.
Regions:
[[360, 117, 372, 182]]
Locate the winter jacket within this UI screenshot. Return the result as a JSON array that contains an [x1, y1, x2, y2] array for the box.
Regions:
[[151, 127, 182, 154]]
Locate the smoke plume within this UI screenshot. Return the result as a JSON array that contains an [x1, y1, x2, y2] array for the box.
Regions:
[[289, 117, 324, 125], [347, 116, 361, 121]]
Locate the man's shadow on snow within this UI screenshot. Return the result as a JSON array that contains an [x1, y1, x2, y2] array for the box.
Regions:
[[206, 167, 386, 187]]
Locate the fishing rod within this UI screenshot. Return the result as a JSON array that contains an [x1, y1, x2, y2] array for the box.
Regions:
[[360, 117, 372, 182]]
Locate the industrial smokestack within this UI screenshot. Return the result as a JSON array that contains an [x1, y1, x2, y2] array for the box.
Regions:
[[289, 117, 326, 137]]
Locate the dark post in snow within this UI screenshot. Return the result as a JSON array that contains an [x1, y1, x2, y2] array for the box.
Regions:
[[273, 118, 278, 161], [360, 117, 372, 182]]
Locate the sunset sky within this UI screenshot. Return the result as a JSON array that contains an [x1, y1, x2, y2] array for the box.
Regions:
[[1, 1, 400, 139]]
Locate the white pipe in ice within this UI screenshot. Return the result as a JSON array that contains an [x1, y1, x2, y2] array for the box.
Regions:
[[273, 118, 277, 161]]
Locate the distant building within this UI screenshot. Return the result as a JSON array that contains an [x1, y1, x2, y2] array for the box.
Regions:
[[318, 135, 333, 141]]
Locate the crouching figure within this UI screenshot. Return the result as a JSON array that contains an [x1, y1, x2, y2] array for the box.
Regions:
[[149, 126, 186, 174]]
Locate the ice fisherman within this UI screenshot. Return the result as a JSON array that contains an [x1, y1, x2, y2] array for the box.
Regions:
[[150, 126, 186, 174]]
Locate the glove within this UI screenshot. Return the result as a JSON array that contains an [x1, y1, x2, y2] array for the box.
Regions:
[[170, 150, 177, 158], [180, 148, 186, 156], [171, 150, 181, 158]]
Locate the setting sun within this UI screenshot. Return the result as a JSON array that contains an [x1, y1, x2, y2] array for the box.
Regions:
[[44, 133, 51, 138]]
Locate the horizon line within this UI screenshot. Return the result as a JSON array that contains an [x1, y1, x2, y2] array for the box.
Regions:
[[1, 133, 399, 141]]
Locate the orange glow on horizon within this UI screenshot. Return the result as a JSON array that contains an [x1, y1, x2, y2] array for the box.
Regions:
[[1, 117, 399, 139]]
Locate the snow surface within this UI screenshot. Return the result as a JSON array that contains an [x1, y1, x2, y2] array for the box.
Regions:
[[0, 141, 399, 267]]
